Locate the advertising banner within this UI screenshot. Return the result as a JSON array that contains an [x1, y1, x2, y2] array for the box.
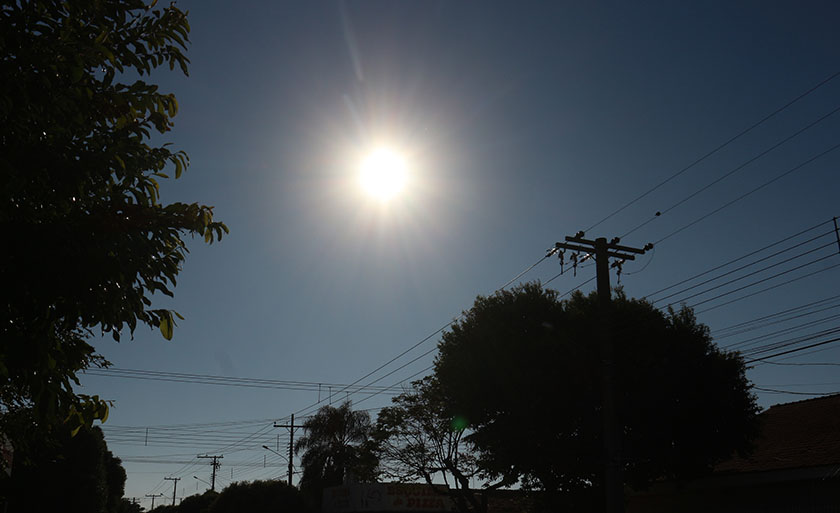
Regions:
[[323, 483, 455, 512]]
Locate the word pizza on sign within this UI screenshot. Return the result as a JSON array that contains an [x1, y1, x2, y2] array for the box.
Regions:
[[323, 483, 455, 512]]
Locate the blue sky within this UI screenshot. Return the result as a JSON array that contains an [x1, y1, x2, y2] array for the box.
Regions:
[[78, 1, 840, 504]]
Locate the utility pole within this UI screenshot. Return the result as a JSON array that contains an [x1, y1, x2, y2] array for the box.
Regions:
[[833, 217, 840, 253], [274, 414, 302, 486], [197, 454, 223, 491], [145, 493, 163, 510], [163, 477, 180, 506], [554, 234, 651, 513]]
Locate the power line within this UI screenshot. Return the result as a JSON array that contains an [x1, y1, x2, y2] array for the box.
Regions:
[[644, 222, 834, 300], [753, 386, 840, 396], [744, 335, 840, 363], [499, 254, 551, 290], [622, 105, 840, 239], [294, 345, 437, 418], [287, 255, 552, 419], [694, 261, 840, 314], [739, 326, 840, 358], [657, 241, 837, 307], [721, 313, 840, 351], [763, 342, 840, 363], [585, 69, 840, 233], [757, 381, 840, 387], [85, 368, 403, 395], [654, 141, 840, 245], [762, 361, 840, 367], [350, 365, 435, 408], [712, 294, 840, 337]]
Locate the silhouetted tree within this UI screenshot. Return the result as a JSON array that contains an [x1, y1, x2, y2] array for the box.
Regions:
[[295, 402, 378, 508], [0, 0, 228, 438], [150, 504, 176, 513], [375, 377, 506, 513], [118, 498, 144, 513], [209, 480, 308, 513], [434, 283, 759, 511], [0, 424, 129, 512], [176, 490, 218, 513]]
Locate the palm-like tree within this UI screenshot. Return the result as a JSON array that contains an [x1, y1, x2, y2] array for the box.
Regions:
[[294, 401, 378, 489]]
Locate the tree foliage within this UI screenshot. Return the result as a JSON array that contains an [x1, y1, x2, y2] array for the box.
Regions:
[[174, 490, 218, 513], [375, 377, 503, 513], [208, 480, 308, 513], [0, 0, 227, 433], [294, 402, 379, 508], [434, 283, 759, 509], [0, 424, 128, 512]]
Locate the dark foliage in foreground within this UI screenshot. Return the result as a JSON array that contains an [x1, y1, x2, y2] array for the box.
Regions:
[[0, 0, 227, 442], [0, 425, 126, 512]]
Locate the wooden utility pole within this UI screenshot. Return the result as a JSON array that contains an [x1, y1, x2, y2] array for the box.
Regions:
[[833, 217, 840, 253], [197, 454, 223, 491], [554, 234, 651, 513], [145, 493, 163, 510], [274, 414, 301, 486], [163, 477, 180, 506]]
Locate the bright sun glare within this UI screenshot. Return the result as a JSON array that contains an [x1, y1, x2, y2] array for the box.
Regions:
[[358, 148, 408, 202]]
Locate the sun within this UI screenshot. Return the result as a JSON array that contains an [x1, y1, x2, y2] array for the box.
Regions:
[[358, 148, 408, 202]]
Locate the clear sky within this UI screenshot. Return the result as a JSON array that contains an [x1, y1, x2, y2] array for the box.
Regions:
[[77, 1, 840, 505]]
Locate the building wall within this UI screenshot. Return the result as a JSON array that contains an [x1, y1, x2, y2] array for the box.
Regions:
[[628, 474, 840, 513]]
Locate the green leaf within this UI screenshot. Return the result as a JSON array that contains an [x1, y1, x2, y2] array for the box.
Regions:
[[159, 314, 173, 340]]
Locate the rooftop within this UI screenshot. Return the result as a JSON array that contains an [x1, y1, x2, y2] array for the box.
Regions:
[[716, 393, 840, 474]]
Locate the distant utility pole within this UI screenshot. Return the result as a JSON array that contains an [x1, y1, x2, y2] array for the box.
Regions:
[[834, 217, 840, 253], [145, 493, 163, 510], [274, 414, 302, 486], [554, 234, 651, 513], [197, 454, 223, 491], [163, 477, 180, 506]]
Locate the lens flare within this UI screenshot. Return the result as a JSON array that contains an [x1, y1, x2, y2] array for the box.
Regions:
[[450, 415, 469, 432]]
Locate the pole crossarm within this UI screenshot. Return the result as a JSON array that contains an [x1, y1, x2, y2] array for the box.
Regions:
[[561, 242, 639, 259], [145, 493, 164, 510], [197, 454, 223, 491], [163, 477, 180, 506], [275, 413, 301, 486], [564, 235, 652, 254], [554, 242, 641, 262]]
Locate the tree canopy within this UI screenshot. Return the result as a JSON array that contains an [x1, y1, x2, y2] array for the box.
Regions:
[[295, 402, 379, 508], [375, 377, 499, 513], [209, 480, 308, 513], [433, 283, 759, 509], [0, 424, 128, 512], [0, 0, 227, 434]]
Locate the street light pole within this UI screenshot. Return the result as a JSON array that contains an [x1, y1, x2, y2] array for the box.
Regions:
[[194, 475, 212, 490], [262, 444, 289, 482]]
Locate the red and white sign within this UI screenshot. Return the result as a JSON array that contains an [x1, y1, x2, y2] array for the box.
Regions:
[[323, 483, 455, 512]]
